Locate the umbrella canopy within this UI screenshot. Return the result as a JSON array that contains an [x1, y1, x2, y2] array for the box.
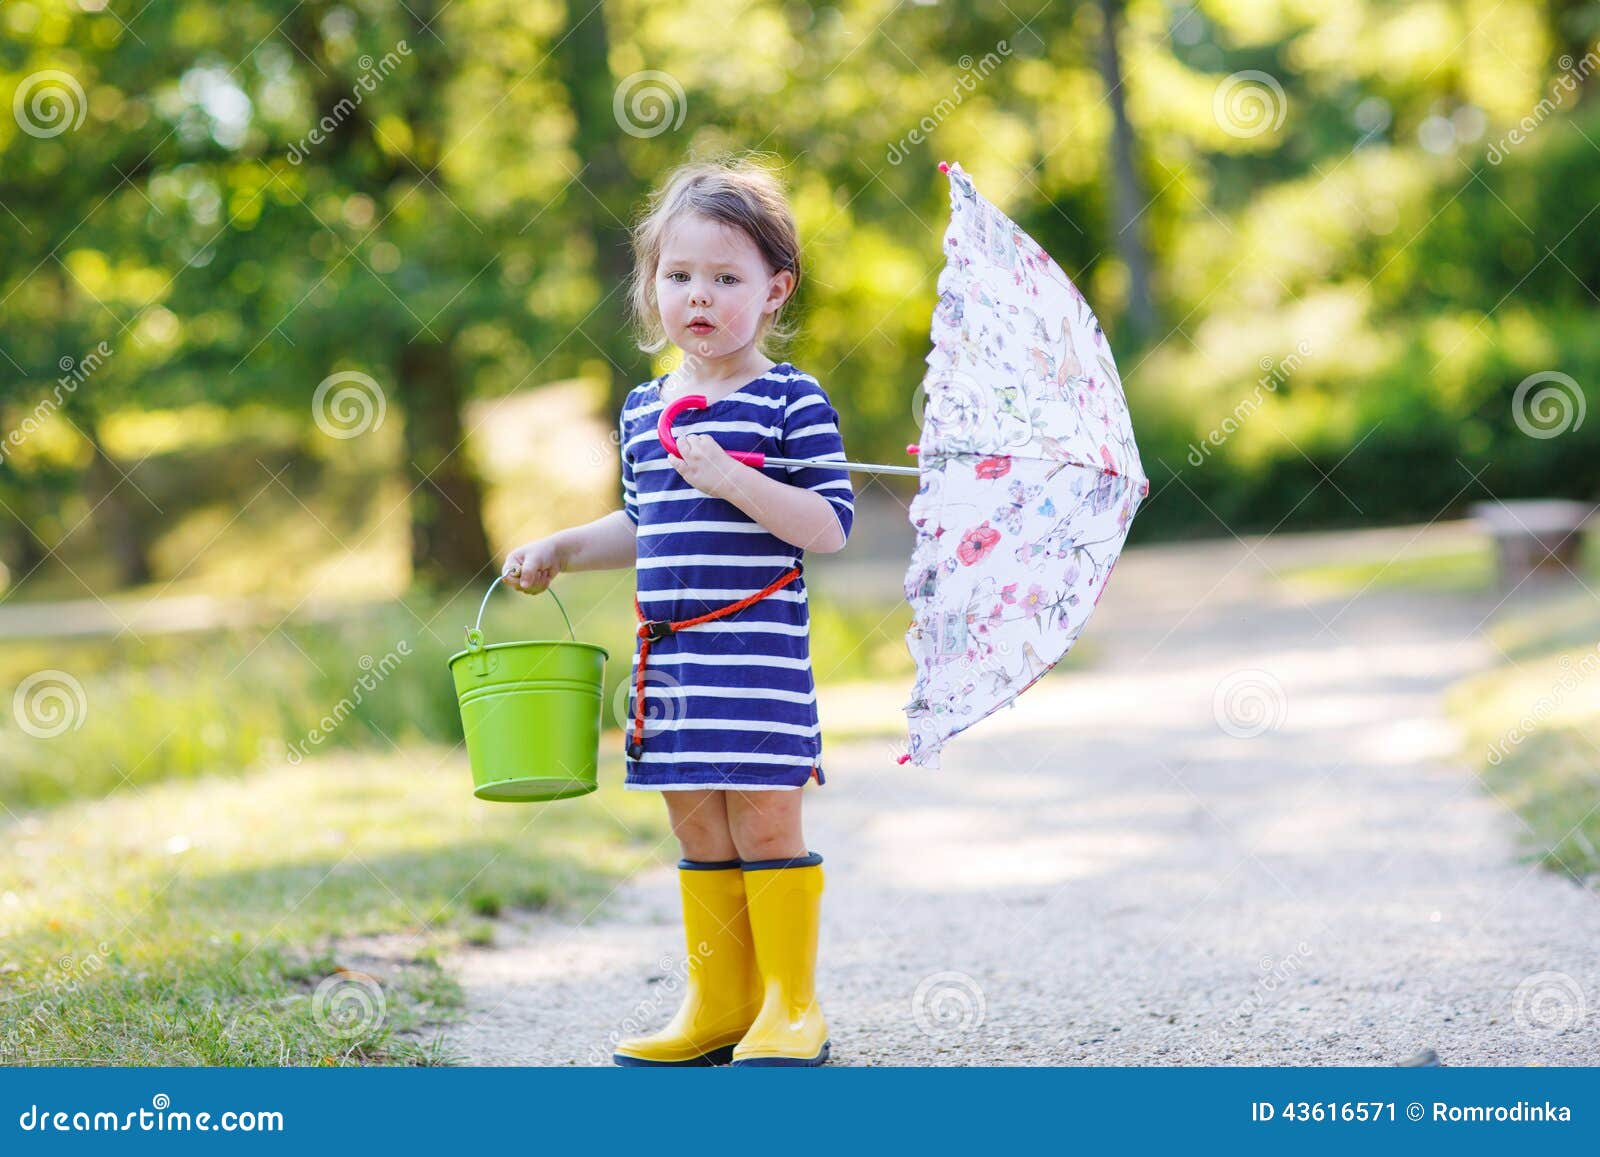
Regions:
[[900, 161, 1151, 769]]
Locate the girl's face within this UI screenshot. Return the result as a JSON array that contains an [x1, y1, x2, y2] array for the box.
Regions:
[[656, 213, 793, 361]]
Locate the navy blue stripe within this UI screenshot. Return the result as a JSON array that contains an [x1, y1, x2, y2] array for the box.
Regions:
[[741, 852, 824, 871]]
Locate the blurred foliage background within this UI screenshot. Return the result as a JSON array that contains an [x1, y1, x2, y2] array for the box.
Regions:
[[2, 0, 1600, 790], [3, 0, 1600, 1062], [4, 0, 1599, 603]]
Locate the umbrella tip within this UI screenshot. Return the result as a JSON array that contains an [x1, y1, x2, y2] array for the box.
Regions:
[[937, 160, 949, 173]]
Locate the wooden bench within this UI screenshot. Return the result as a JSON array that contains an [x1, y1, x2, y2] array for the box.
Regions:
[[1469, 499, 1593, 589]]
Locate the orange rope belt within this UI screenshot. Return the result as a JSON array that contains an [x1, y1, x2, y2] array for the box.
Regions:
[[629, 564, 803, 760]]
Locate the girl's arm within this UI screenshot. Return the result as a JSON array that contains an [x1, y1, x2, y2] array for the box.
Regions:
[[669, 432, 847, 553], [505, 509, 636, 594], [553, 509, 639, 571]]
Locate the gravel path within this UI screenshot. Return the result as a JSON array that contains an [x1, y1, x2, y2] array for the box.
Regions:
[[440, 519, 1600, 1065]]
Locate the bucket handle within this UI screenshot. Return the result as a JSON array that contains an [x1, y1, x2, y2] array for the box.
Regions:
[[465, 566, 576, 650]]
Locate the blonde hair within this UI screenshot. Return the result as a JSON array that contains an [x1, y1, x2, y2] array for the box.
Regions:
[[626, 155, 802, 357]]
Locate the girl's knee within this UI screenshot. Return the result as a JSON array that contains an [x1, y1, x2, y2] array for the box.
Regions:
[[726, 795, 805, 861], [663, 791, 736, 860]]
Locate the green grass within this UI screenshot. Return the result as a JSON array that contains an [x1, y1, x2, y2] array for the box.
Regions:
[[1281, 543, 1497, 596], [0, 574, 913, 809], [1443, 590, 1600, 881], [0, 745, 667, 1065], [0, 393, 1094, 1066], [1279, 533, 1600, 598]]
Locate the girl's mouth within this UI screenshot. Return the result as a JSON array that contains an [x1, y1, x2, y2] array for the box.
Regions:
[[688, 322, 715, 336]]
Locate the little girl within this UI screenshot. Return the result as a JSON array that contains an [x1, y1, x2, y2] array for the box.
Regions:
[[502, 157, 853, 1067]]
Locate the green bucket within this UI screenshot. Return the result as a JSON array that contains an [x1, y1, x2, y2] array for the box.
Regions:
[[447, 574, 609, 802]]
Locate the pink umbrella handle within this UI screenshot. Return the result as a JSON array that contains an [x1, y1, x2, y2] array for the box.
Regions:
[[656, 393, 766, 467]]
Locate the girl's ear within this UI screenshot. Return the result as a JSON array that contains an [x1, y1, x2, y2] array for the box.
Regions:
[[765, 268, 796, 314]]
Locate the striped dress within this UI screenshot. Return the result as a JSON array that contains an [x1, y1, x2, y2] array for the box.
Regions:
[[619, 362, 855, 790]]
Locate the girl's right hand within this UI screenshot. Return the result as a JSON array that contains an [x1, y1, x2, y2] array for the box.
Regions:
[[502, 536, 565, 595]]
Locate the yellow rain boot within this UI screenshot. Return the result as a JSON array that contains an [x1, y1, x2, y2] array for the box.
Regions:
[[612, 859, 763, 1066], [731, 852, 831, 1066]]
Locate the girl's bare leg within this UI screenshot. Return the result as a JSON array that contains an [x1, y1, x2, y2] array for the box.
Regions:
[[661, 789, 739, 861], [725, 787, 807, 862]]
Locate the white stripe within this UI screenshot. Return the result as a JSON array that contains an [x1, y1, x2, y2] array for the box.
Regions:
[[620, 784, 800, 790], [784, 392, 827, 418], [627, 717, 821, 737], [624, 370, 818, 422], [623, 389, 788, 423], [619, 750, 815, 765], [631, 636, 812, 657], [637, 587, 807, 603], [625, 683, 816, 703], [670, 391, 784, 413], [646, 621, 809, 637], [637, 489, 713, 506], [640, 458, 769, 475], [636, 520, 771, 537], [635, 554, 801, 569], [784, 422, 839, 440], [630, 652, 813, 670], [626, 420, 777, 452]]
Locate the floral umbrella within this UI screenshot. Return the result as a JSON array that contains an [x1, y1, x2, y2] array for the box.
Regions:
[[898, 161, 1151, 768]]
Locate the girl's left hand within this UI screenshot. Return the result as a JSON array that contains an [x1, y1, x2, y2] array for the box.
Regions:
[[670, 432, 746, 499]]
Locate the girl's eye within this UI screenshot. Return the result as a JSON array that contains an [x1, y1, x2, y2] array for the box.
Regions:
[[717, 274, 739, 285]]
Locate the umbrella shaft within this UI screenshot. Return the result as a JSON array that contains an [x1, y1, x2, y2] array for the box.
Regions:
[[764, 455, 921, 477]]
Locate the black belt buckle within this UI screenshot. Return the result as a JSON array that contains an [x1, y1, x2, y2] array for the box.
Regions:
[[640, 619, 674, 642]]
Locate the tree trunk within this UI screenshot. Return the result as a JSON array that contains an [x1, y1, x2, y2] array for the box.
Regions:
[[555, 0, 649, 418], [79, 414, 154, 587], [1097, 0, 1157, 347], [395, 339, 493, 590], [0, 500, 49, 583]]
